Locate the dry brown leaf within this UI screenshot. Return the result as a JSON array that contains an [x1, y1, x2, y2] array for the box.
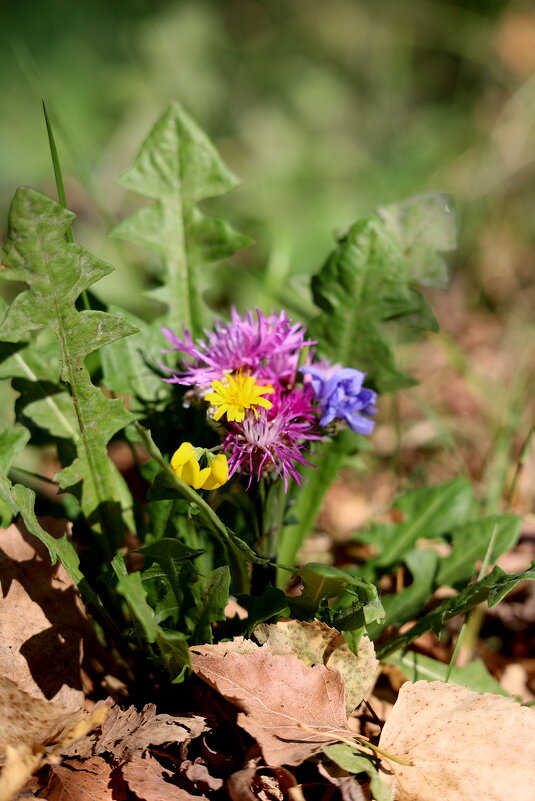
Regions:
[[62, 702, 207, 760], [378, 680, 535, 801], [0, 744, 45, 801], [190, 641, 355, 767], [37, 757, 117, 801], [0, 521, 93, 709], [121, 756, 208, 801], [254, 621, 378, 715], [227, 759, 298, 801], [0, 676, 82, 753]]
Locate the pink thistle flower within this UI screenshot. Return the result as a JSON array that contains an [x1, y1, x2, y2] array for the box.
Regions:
[[222, 387, 322, 491], [162, 307, 314, 388]]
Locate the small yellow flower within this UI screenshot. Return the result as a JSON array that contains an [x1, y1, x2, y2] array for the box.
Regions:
[[204, 373, 274, 423], [171, 442, 228, 490]]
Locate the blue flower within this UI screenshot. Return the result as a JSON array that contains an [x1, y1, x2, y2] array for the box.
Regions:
[[302, 366, 377, 435]]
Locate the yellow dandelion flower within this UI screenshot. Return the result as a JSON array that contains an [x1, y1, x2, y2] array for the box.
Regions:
[[204, 373, 274, 423], [170, 443, 228, 490]]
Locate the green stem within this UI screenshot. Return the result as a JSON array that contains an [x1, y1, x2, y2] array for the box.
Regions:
[[134, 422, 265, 591], [276, 434, 352, 587]]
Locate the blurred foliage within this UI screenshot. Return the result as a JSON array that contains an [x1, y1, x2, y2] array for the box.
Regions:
[[2, 0, 535, 320]]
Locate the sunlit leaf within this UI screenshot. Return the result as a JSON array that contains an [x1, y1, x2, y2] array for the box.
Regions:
[[378, 564, 535, 659], [310, 194, 456, 391], [111, 102, 252, 336], [0, 188, 138, 548]]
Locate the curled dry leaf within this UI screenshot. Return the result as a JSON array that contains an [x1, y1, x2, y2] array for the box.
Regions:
[[0, 521, 94, 710], [378, 680, 535, 801], [254, 620, 378, 715], [190, 638, 355, 767], [227, 759, 298, 801], [62, 702, 207, 761], [121, 755, 208, 801]]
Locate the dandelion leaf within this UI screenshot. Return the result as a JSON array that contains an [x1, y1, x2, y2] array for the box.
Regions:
[[378, 563, 535, 659], [311, 193, 456, 391], [112, 102, 253, 336], [0, 188, 138, 541]]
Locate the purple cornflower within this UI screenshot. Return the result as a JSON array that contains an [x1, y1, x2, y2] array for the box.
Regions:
[[222, 387, 321, 491], [302, 365, 377, 435], [162, 308, 313, 388]]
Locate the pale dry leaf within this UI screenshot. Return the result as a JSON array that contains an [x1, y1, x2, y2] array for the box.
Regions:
[[0, 676, 82, 753], [378, 680, 535, 801], [37, 757, 117, 801], [62, 702, 206, 760], [0, 744, 45, 801], [190, 643, 355, 767], [0, 521, 92, 709], [180, 759, 223, 791], [254, 620, 378, 715], [121, 755, 208, 801]]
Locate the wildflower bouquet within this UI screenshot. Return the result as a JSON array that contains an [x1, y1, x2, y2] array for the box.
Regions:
[[1, 103, 533, 800]]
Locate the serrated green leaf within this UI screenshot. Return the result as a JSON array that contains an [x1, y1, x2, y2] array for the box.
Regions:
[[111, 552, 190, 677], [377, 193, 456, 289], [0, 332, 78, 440], [0, 426, 30, 525], [100, 309, 168, 410], [0, 472, 107, 615], [310, 195, 456, 391], [235, 585, 290, 637], [189, 565, 230, 644], [12, 377, 77, 439], [356, 477, 474, 571], [368, 549, 439, 638], [147, 465, 266, 568], [288, 562, 374, 619], [310, 215, 414, 391], [137, 537, 204, 622], [437, 515, 521, 589], [0, 426, 29, 475], [385, 651, 508, 695], [111, 102, 252, 336], [137, 537, 204, 562], [0, 188, 138, 547], [378, 564, 535, 659]]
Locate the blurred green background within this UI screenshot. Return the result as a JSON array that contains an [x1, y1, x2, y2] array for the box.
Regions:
[[1, 0, 535, 318]]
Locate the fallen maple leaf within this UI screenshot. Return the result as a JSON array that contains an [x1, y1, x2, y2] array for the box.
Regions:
[[254, 621, 378, 715], [121, 755, 208, 801], [62, 702, 207, 761], [378, 680, 535, 801], [190, 639, 355, 766]]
